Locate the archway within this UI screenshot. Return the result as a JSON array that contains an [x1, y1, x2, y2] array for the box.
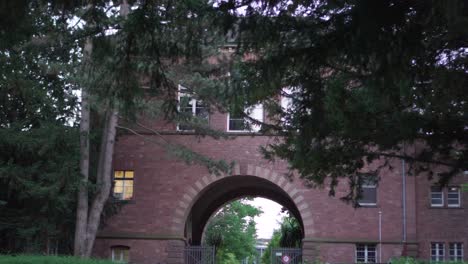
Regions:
[[186, 175, 304, 245]]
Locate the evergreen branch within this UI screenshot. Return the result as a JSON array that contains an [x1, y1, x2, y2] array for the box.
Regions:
[[364, 151, 459, 168], [116, 125, 231, 175], [134, 121, 170, 144]]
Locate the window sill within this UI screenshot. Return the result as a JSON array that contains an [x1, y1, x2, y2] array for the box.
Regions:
[[112, 199, 135, 204], [358, 204, 379, 208], [429, 206, 463, 209]]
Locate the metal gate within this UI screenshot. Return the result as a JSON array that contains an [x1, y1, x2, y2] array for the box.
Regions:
[[184, 246, 215, 264], [271, 248, 302, 264]]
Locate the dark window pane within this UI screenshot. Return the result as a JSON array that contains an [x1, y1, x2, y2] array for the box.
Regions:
[[358, 186, 377, 205]]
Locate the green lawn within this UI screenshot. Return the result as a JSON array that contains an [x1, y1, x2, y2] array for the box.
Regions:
[[0, 255, 115, 264]]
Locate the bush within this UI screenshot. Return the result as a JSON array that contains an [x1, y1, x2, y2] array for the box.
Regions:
[[0, 255, 115, 264], [390, 257, 468, 264]]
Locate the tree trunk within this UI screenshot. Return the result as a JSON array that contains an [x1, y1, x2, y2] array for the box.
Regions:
[[74, 36, 92, 257], [74, 0, 128, 257], [84, 108, 119, 257]]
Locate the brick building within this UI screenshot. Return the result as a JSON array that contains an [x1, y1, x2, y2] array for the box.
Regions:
[[92, 92, 467, 264]]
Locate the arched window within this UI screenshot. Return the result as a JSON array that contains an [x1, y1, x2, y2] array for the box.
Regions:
[[111, 245, 130, 263]]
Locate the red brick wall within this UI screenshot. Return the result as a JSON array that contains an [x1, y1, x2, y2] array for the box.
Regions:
[[92, 111, 468, 263]]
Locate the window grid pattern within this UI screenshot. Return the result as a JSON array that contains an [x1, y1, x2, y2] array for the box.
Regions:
[[447, 187, 461, 207], [430, 187, 444, 207], [113, 171, 134, 200], [449, 243, 463, 261], [356, 244, 376, 263], [431, 242, 445, 262]]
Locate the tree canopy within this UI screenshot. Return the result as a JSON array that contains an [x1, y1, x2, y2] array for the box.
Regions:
[[204, 199, 262, 264], [201, 0, 468, 203]]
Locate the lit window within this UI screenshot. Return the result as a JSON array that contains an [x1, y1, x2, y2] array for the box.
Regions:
[[113, 171, 134, 200], [449, 242, 463, 261], [358, 178, 377, 206], [356, 244, 376, 263], [447, 187, 461, 207], [431, 242, 445, 262], [228, 104, 263, 132], [430, 187, 443, 207], [177, 85, 209, 131], [111, 246, 129, 263]]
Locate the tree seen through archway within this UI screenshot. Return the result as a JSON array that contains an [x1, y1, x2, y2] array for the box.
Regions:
[[203, 198, 302, 264]]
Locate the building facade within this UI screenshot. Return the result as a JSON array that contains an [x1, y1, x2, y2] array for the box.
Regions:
[[92, 99, 467, 264]]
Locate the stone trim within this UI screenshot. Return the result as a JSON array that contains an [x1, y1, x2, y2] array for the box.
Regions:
[[171, 163, 314, 236]]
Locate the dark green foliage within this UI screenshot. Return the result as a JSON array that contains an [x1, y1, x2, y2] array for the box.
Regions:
[[0, 1, 80, 254], [214, 0, 468, 203], [278, 216, 302, 248], [204, 199, 262, 264], [0, 125, 80, 254]]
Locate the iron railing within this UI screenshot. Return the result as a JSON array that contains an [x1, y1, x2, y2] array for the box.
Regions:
[[184, 246, 215, 264], [271, 248, 302, 264]]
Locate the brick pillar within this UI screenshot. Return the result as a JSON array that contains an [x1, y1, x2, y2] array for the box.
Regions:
[[302, 240, 320, 263], [166, 240, 185, 264]]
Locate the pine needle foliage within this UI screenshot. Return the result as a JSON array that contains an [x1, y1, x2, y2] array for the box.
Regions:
[[213, 0, 468, 204]]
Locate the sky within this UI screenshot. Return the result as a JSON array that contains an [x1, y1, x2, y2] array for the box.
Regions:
[[248, 197, 287, 239]]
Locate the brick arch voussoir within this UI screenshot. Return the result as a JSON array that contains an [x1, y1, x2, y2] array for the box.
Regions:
[[170, 163, 314, 236]]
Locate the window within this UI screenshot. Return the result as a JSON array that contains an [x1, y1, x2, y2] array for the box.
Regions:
[[111, 246, 129, 263], [356, 244, 376, 263], [113, 171, 134, 200], [228, 104, 263, 132], [430, 186, 444, 207], [447, 187, 461, 207], [431, 242, 445, 262], [449, 243, 463, 261], [358, 178, 377, 206], [177, 85, 209, 131]]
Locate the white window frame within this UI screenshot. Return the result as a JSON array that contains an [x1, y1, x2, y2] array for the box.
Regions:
[[430, 187, 444, 207], [449, 242, 463, 261], [177, 84, 209, 131], [431, 242, 445, 262], [356, 244, 377, 263], [227, 104, 263, 132], [447, 187, 461, 208]]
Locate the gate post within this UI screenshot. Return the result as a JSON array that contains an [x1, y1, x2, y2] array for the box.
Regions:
[[302, 240, 320, 263], [167, 240, 185, 264]]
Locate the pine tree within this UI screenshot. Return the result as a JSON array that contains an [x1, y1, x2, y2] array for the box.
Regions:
[[0, 0, 80, 253], [211, 0, 468, 203]]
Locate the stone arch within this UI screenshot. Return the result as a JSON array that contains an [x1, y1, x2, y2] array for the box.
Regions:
[[170, 163, 315, 243]]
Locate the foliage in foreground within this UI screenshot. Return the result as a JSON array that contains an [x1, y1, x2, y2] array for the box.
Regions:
[[204, 199, 262, 264], [207, 0, 468, 203], [382, 257, 467, 264], [0, 255, 114, 264]]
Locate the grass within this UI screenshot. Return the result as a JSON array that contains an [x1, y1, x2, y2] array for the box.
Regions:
[[0, 255, 115, 264]]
